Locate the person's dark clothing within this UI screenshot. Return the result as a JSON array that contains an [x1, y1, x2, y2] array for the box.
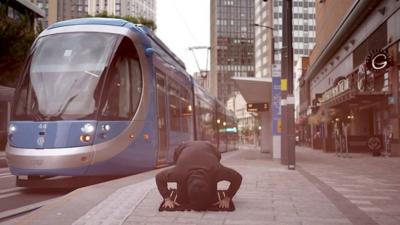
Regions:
[[155, 141, 242, 209]]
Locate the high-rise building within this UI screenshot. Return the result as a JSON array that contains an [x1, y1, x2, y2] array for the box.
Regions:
[[87, 0, 156, 21], [210, 0, 255, 103], [272, 0, 316, 69], [32, 0, 156, 28], [254, 0, 273, 78], [32, 0, 88, 28], [128, 0, 155, 20], [254, 0, 316, 79]]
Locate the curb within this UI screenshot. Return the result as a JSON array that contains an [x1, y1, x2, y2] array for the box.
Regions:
[[0, 158, 7, 168]]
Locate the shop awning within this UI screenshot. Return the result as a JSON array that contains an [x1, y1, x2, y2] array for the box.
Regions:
[[321, 89, 389, 109]]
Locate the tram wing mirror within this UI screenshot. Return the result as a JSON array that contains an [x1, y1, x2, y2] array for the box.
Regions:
[[145, 48, 155, 57]]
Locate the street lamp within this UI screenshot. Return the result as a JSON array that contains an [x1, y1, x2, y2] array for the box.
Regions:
[[253, 23, 275, 64], [253, 23, 274, 31]]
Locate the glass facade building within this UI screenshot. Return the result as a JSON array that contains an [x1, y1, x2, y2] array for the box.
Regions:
[[211, 0, 255, 103]]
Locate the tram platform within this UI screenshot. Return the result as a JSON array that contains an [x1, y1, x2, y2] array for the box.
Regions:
[[5, 145, 400, 225]]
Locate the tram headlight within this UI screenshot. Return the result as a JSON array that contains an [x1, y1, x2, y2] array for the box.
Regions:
[[80, 134, 92, 143], [8, 124, 16, 134], [101, 124, 111, 132], [81, 123, 95, 134]]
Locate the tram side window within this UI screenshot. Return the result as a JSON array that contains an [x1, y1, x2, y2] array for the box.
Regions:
[[180, 87, 192, 132], [168, 80, 180, 131], [195, 98, 215, 141], [130, 59, 142, 111], [101, 38, 142, 120]]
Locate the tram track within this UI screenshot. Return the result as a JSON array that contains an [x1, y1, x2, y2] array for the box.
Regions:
[[0, 168, 72, 224], [0, 198, 59, 223]]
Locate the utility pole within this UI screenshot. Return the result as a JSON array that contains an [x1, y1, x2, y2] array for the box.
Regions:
[[281, 0, 295, 169]]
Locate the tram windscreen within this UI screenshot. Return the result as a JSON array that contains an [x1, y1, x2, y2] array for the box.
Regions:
[[14, 33, 119, 120]]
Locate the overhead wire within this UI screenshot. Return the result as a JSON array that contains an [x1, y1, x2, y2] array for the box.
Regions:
[[171, 0, 210, 74]]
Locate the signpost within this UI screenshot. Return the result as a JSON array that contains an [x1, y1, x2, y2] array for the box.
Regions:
[[247, 103, 269, 112], [272, 65, 281, 159]]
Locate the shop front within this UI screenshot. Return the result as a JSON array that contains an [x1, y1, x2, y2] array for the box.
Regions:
[[318, 48, 396, 155]]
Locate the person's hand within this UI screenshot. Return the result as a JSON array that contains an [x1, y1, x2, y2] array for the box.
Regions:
[[213, 196, 230, 209], [162, 197, 180, 209]]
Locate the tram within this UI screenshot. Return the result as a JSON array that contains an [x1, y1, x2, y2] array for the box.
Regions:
[[5, 18, 237, 186]]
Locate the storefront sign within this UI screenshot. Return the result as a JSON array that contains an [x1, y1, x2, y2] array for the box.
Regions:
[[321, 78, 350, 103], [365, 49, 392, 73]]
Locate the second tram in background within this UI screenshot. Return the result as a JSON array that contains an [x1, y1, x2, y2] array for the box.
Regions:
[[5, 18, 238, 187]]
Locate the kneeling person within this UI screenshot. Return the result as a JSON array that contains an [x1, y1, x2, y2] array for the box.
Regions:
[[155, 141, 242, 210]]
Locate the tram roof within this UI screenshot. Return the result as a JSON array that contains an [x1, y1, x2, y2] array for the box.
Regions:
[[47, 18, 130, 30]]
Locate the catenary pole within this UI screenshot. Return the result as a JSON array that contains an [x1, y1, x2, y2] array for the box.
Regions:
[[281, 0, 295, 169]]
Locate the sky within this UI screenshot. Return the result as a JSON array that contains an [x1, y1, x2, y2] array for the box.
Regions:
[[156, 0, 210, 75]]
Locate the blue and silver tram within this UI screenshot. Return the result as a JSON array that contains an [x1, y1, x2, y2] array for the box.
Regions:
[[5, 18, 237, 183]]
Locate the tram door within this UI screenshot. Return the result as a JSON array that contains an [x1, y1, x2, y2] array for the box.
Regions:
[[156, 73, 168, 167]]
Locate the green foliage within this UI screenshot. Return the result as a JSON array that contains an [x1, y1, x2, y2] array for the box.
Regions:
[[0, 3, 38, 87], [90, 11, 157, 30]]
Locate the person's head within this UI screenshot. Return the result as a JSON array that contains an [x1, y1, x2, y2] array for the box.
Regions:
[[187, 169, 212, 210]]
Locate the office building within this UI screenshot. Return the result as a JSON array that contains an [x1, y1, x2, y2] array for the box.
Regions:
[[210, 0, 255, 103], [254, 0, 316, 79], [272, 0, 316, 70], [32, 0, 87, 28], [32, 0, 156, 28], [87, 0, 156, 21], [254, 0, 273, 78]]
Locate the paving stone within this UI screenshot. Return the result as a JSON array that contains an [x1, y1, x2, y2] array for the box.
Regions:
[[370, 214, 400, 225], [114, 146, 400, 225], [224, 218, 281, 225]]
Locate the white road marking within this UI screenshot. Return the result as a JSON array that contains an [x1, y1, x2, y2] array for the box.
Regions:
[[84, 71, 100, 78]]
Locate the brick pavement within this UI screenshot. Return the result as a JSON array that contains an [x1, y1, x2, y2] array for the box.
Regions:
[[296, 146, 400, 225], [122, 147, 352, 225], [7, 145, 400, 225]]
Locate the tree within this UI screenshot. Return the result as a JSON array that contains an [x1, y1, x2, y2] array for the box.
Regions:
[[0, 3, 38, 87], [90, 11, 157, 30]]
